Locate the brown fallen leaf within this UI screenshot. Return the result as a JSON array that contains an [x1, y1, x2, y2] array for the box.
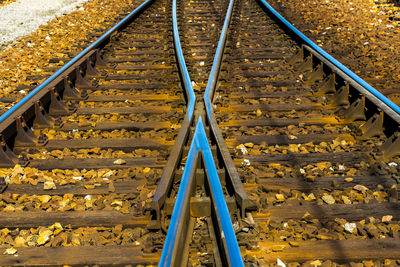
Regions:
[[353, 184, 368, 192], [382, 215, 393, 223]]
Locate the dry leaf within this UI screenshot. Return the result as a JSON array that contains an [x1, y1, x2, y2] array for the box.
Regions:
[[113, 159, 126, 165], [108, 181, 115, 192], [84, 185, 95, 190], [37, 195, 51, 204], [37, 229, 53, 245], [43, 181, 56, 190], [382, 215, 393, 223], [353, 184, 368, 192], [3, 247, 17, 255]]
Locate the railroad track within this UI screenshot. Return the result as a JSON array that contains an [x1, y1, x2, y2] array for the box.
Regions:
[[0, 0, 179, 264], [210, 0, 400, 265], [0, 0, 400, 265]]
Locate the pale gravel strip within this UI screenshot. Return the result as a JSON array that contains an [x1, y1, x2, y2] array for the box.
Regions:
[[0, 0, 89, 44]]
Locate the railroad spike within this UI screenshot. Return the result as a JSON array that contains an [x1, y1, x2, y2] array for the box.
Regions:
[[382, 132, 400, 160], [360, 112, 384, 139], [49, 88, 70, 115], [0, 134, 19, 167], [33, 101, 56, 128], [14, 116, 40, 148], [332, 83, 350, 106], [343, 96, 366, 121], [317, 72, 336, 95], [304, 63, 325, 84]]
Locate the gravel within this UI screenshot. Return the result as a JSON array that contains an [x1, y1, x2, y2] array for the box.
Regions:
[[0, 0, 89, 44]]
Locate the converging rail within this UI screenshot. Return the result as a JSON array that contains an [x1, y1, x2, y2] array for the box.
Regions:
[[0, 0, 181, 265], [1, 0, 400, 265]]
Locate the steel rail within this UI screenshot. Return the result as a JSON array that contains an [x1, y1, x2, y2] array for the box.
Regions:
[[0, 0, 156, 125], [159, 118, 244, 267], [172, 0, 196, 119], [202, 0, 254, 215], [204, 0, 234, 118], [257, 0, 400, 119], [150, 0, 197, 222], [157, 0, 243, 264]]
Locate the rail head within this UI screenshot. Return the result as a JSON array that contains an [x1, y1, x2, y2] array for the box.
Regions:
[[203, 0, 234, 119], [172, 0, 196, 120], [200, 0, 255, 215], [149, 0, 197, 225]]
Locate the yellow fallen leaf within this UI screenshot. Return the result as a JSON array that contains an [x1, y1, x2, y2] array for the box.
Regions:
[[37, 229, 53, 245], [84, 185, 95, 189], [244, 142, 254, 148], [71, 234, 80, 246], [111, 200, 122, 206], [3, 247, 17, 255], [14, 236, 26, 247], [353, 184, 368, 192], [37, 195, 51, 204], [43, 181, 56, 190], [49, 222, 63, 233], [3, 205, 15, 212], [0, 228, 10, 235]]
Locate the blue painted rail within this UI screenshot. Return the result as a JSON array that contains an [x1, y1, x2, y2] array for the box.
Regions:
[[159, 119, 244, 267], [258, 0, 400, 117], [204, 0, 234, 119], [172, 0, 196, 119], [158, 0, 243, 264]]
